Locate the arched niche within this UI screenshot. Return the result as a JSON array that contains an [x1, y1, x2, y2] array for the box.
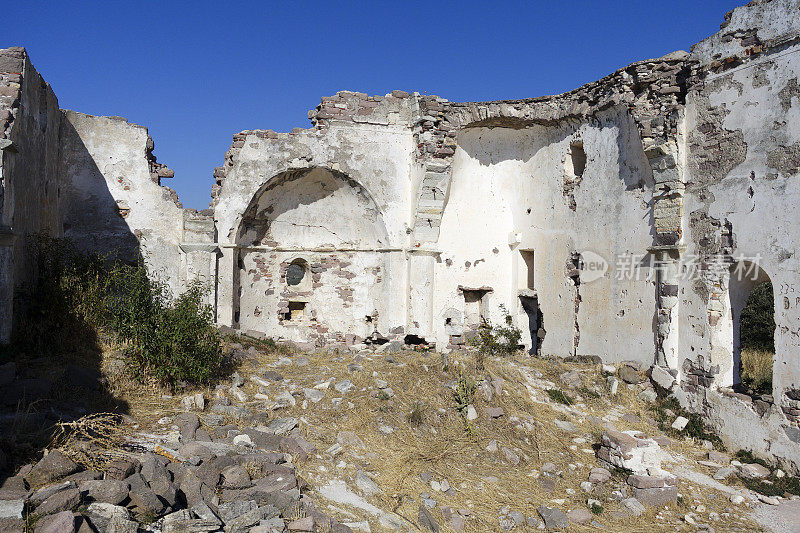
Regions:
[[236, 167, 388, 249]]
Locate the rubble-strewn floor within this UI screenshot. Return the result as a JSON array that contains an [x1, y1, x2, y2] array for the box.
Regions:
[[1, 337, 798, 532]]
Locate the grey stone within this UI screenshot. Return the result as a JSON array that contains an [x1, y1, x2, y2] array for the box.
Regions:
[[303, 388, 325, 403], [355, 470, 381, 496], [621, 497, 646, 516], [418, 504, 440, 532], [35, 511, 76, 533], [567, 508, 592, 525], [79, 479, 129, 505], [560, 370, 582, 389], [31, 481, 76, 506], [335, 379, 354, 393], [36, 487, 82, 515], [267, 417, 298, 435], [537, 506, 568, 529], [0, 499, 24, 519], [618, 364, 644, 384], [262, 371, 284, 382], [650, 365, 676, 390], [25, 450, 81, 487]]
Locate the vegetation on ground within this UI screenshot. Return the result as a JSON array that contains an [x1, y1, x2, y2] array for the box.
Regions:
[[740, 281, 775, 395], [9, 235, 224, 389]]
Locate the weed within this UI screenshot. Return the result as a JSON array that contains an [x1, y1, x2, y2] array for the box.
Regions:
[[650, 397, 724, 450], [741, 473, 800, 496], [470, 309, 522, 359], [590, 502, 604, 515], [407, 402, 426, 427], [578, 386, 600, 399], [546, 389, 573, 406], [740, 348, 773, 395], [734, 449, 769, 468], [453, 371, 477, 416]]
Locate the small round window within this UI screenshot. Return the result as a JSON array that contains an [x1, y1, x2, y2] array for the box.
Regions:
[[286, 262, 306, 286]]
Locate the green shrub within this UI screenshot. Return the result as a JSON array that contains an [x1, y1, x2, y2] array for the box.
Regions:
[[119, 280, 223, 387], [12, 235, 223, 389], [740, 282, 775, 352], [470, 309, 522, 357], [547, 389, 573, 405]]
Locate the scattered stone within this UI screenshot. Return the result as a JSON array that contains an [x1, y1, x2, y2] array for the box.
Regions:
[[36, 487, 82, 515], [567, 508, 592, 525], [485, 407, 504, 418], [355, 471, 382, 496], [671, 416, 689, 431], [25, 450, 81, 487], [80, 479, 129, 505], [304, 388, 325, 403], [268, 417, 298, 435], [739, 462, 771, 479], [0, 500, 24, 519], [730, 494, 745, 505], [650, 365, 676, 391], [621, 497, 646, 517], [537, 506, 568, 530], [560, 371, 582, 389], [335, 379, 354, 393], [466, 405, 478, 421], [35, 511, 76, 533], [618, 362, 645, 384], [418, 504, 440, 532]]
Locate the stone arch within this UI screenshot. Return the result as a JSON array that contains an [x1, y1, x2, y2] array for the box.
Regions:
[[231, 166, 391, 342], [712, 260, 775, 388], [236, 167, 389, 248]]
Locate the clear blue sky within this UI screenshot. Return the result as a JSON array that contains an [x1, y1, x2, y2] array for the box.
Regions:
[[6, 1, 742, 209]]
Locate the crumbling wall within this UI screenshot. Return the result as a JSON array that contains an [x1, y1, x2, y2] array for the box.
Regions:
[[212, 107, 416, 343], [435, 106, 657, 362], [676, 0, 800, 471], [0, 47, 63, 343], [58, 111, 186, 295]]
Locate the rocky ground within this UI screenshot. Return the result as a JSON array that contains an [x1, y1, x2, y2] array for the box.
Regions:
[[0, 336, 798, 532]]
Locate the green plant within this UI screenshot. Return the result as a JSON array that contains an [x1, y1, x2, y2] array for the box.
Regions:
[[740, 282, 775, 352], [470, 309, 522, 358], [740, 473, 800, 496], [578, 386, 600, 399], [407, 402, 426, 427], [453, 371, 477, 416], [734, 449, 770, 468], [115, 278, 223, 389], [650, 397, 724, 450], [546, 389, 573, 406], [590, 502, 603, 515], [12, 235, 224, 390]]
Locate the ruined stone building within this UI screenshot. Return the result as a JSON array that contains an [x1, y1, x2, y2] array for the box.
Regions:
[[1, 0, 800, 470]]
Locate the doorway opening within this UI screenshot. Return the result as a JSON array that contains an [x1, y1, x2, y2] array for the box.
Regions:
[[738, 280, 775, 397]]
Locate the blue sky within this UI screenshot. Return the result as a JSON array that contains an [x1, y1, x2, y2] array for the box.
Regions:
[[6, 1, 742, 209]]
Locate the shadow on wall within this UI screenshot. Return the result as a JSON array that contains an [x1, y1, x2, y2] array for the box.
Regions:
[[58, 116, 141, 263], [0, 114, 145, 476]]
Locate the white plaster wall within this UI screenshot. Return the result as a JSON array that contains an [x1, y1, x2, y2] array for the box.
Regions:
[[682, 45, 800, 398], [215, 123, 417, 338], [59, 111, 185, 294], [434, 108, 657, 362]]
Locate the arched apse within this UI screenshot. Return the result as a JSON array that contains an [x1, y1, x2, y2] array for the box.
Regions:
[[236, 167, 388, 249], [232, 167, 392, 345]]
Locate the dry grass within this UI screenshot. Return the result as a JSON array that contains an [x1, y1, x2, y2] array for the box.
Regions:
[[741, 348, 774, 394], [49, 333, 763, 532], [206, 344, 762, 532]]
